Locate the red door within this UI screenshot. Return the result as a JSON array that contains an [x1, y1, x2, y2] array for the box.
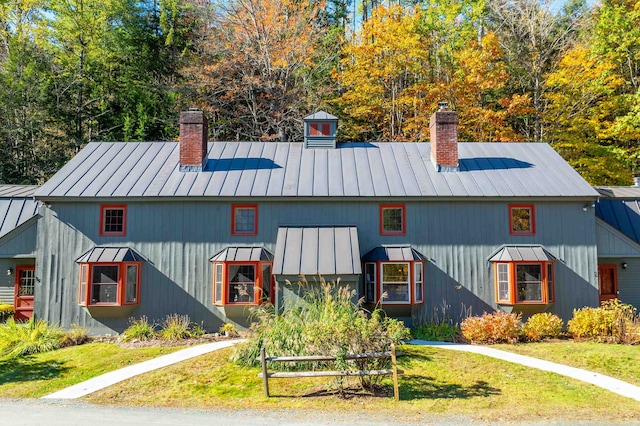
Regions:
[[598, 265, 618, 305], [14, 266, 35, 321]]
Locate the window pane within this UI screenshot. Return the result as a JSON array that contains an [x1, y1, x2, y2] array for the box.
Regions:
[[18, 269, 35, 296], [262, 264, 271, 301], [125, 265, 138, 303], [547, 263, 554, 302], [91, 265, 118, 304], [382, 208, 403, 232], [234, 208, 255, 233], [511, 208, 531, 232], [104, 209, 124, 233], [80, 265, 87, 304], [214, 263, 223, 303], [414, 263, 423, 303], [365, 263, 376, 302], [228, 264, 255, 303], [382, 263, 409, 302], [497, 263, 510, 302], [516, 264, 542, 302]]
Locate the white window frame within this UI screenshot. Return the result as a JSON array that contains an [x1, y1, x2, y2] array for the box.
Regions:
[[380, 262, 410, 304]]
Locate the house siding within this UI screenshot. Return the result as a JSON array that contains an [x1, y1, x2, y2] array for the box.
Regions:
[[0, 258, 36, 306], [35, 199, 598, 334]]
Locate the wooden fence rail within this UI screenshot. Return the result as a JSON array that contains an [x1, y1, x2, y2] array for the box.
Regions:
[[257, 344, 403, 400]]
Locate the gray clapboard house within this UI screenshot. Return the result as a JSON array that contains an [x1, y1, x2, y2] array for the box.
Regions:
[[0, 185, 39, 320], [32, 108, 600, 334], [594, 186, 640, 309]]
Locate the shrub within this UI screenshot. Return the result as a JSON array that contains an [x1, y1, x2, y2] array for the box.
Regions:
[[0, 305, 14, 323], [568, 300, 640, 344], [60, 324, 90, 347], [190, 323, 206, 338], [412, 323, 459, 342], [219, 323, 238, 337], [121, 316, 156, 342], [0, 318, 63, 358], [460, 311, 521, 344], [158, 314, 192, 341], [522, 313, 563, 342], [234, 280, 410, 390]]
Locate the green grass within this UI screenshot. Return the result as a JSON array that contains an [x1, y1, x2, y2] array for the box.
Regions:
[[494, 341, 640, 385], [86, 345, 640, 423], [0, 342, 180, 398]]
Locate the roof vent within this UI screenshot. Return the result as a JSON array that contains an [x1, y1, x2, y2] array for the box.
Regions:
[[303, 111, 338, 149]]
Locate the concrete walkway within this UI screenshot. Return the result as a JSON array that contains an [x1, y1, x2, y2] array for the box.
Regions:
[[42, 339, 244, 399], [410, 340, 640, 401]]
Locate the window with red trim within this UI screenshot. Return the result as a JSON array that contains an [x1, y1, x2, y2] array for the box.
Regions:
[[380, 204, 406, 236], [232, 204, 258, 236], [509, 204, 535, 235], [212, 261, 272, 306], [363, 261, 424, 305], [309, 122, 331, 137], [78, 262, 141, 306], [100, 205, 127, 236], [493, 261, 554, 304]]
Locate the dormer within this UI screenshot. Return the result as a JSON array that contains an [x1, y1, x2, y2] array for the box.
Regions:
[[303, 111, 338, 149]]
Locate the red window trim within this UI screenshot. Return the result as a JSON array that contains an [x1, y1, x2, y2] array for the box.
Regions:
[[100, 205, 127, 236], [364, 260, 424, 305], [493, 261, 554, 305], [231, 204, 258, 236], [212, 260, 273, 306], [509, 204, 535, 236], [78, 261, 142, 307], [379, 204, 406, 236]]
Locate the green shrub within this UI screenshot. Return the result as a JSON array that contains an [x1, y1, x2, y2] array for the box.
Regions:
[[0, 318, 63, 358], [121, 316, 156, 341], [234, 280, 410, 390], [158, 314, 192, 341], [522, 313, 564, 342], [412, 323, 459, 342], [568, 300, 640, 344], [190, 323, 206, 338], [60, 324, 90, 347], [460, 311, 521, 344], [0, 305, 14, 323]]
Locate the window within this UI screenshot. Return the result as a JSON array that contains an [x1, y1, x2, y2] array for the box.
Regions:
[[78, 262, 141, 306], [493, 261, 554, 305], [380, 204, 406, 235], [509, 204, 535, 235], [309, 122, 331, 136], [232, 204, 258, 236], [212, 261, 272, 306], [363, 261, 424, 305], [364, 263, 376, 303], [100, 205, 127, 236]]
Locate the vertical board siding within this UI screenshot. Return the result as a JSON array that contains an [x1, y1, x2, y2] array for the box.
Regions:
[[599, 258, 640, 310], [36, 199, 597, 334], [0, 220, 37, 257]]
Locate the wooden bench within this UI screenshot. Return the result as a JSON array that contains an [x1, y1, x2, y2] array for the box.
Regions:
[[257, 344, 403, 400]]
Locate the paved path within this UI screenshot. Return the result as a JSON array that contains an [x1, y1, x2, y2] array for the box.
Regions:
[[42, 339, 244, 399], [410, 340, 640, 401]]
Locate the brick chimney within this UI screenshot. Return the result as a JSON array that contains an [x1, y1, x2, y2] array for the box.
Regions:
[[429, 102, 459, 172], [179, 108, 208, 172]]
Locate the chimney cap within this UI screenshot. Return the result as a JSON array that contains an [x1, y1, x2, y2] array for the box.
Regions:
[[438, 102, 448, 111]]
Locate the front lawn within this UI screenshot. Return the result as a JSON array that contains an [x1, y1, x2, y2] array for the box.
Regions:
[[85, 344, 640, 423], [0, 342, 180, 398], [494, 341, 640, 385]]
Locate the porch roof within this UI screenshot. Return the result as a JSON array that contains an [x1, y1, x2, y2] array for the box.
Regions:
[[488, 245, 557, 262], [76, 246, 145, 263], [210, 246, 273, 262]]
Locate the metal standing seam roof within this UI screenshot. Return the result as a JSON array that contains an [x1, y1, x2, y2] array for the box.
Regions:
[[273, 226, 361, 276], [210, 246, 274, 262], [304, 111, 338, 121], [595, 198, 640, 244], [34, 141, 599, 199], [361, 245, 429, 262], [76, 247, 145, 263], [488, 245, 558, 262], [0, 185, 39, 239]]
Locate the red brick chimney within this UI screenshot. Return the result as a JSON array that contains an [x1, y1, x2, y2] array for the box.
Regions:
[[429, 102, 459, 172], [179, 108, 208, 172]]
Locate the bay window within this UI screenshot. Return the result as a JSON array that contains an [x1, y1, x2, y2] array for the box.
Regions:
[[493, 261, 555, 305], [212, 261, 273, 306], [78, 262, 141, 306], [363, 260, 425, 305]]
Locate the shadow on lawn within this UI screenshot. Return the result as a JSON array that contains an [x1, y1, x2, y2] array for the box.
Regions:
[[0, 358, 68, 385], [400, 375, 501, 399]]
